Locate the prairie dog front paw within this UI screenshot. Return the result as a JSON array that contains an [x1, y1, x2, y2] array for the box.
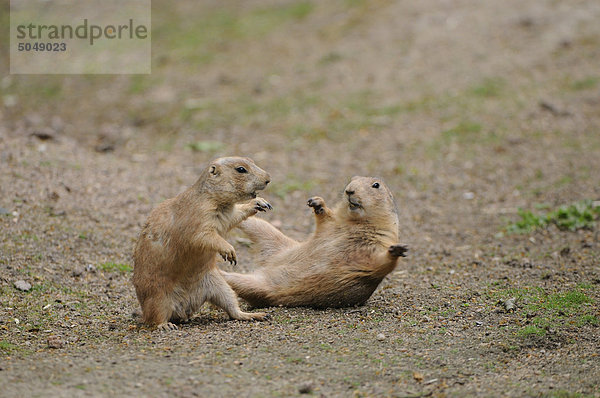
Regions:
[[219, 243, 237, 265], [307, 197, 326, 214], [252, 197, 272, 213]]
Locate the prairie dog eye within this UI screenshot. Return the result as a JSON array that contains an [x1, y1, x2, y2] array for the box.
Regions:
[[372, 182, 380, 189], [235, 166, 248, 173]]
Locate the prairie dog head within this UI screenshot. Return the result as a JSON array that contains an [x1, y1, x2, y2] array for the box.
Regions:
[[340, 176, 398, 227], [201, 156, 271, 202]]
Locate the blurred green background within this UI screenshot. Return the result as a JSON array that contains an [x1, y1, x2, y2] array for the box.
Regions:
[[1, 0, 599, 223]]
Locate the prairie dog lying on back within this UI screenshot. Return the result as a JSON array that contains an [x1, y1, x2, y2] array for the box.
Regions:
[[222, 176, 408, 308], [133, 157, 272, 330]]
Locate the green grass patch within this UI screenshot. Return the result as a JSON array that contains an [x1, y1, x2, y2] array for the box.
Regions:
[[488, 285, 597, 337], [249, 1, 314, 25], [443, 121, 482, 136], [183, 89, 437, 144], [470, 77, 505, 98], [577, 315, 599, 327], [319, 343, 333, 352], [2, 77, 66, 110], [18, 233, 39, 242], [153, 2, 314, 65], [0, 340, 19, 354], [518, 325, 546, 337], [128, 75, 158, 94], [185, 92, 322, 137], [545, 290, 590, 309], [345, 0, 367, 7], [287, 124, 330, 142], [318, 51, 344, 65], [440, 121, 484, 145], [577, 283, 594, 290], [271, 175, 317, 199], [506, 209, 546, 234], [545, 390, 588, 398], [185, 140, 225, 153], [506, 199, 600, 234], [99, 262, 133, 273], [570, 76, 599, 91]]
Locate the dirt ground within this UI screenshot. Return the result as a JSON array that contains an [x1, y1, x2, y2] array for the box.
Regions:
[[1, 0, 599, 396]]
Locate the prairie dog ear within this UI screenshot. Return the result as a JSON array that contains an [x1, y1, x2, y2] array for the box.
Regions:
[[209, 164, 220, 176]]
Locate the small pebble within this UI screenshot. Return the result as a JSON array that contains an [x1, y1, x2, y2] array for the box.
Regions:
[[376, 333, 386, 341], [14, 280, 32, 292], [298, 382, 313, 394], [504, 298, 516, 312], [413, 371, 424, 382], [50, 209, 67, 217], [47, 335, 63, 349]]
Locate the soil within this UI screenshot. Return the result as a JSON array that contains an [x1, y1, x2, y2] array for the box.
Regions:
[[1, 1, 599, 397]]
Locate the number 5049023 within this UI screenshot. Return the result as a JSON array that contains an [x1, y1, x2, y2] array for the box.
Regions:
[[17, 42, 67, 51]]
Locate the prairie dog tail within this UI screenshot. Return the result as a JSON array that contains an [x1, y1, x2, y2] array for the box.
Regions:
[[238, 217, 298, 259]]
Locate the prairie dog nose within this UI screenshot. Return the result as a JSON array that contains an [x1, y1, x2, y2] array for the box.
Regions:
[[345, 189, 355, 196]]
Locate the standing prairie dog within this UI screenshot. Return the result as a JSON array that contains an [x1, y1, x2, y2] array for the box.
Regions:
[[222, 176, 408, 309], [133, 157, 272, 330]]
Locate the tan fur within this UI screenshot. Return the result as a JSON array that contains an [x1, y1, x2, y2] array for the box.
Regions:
[[222, 176, 408, 309], [132, 156, 272, 329]]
